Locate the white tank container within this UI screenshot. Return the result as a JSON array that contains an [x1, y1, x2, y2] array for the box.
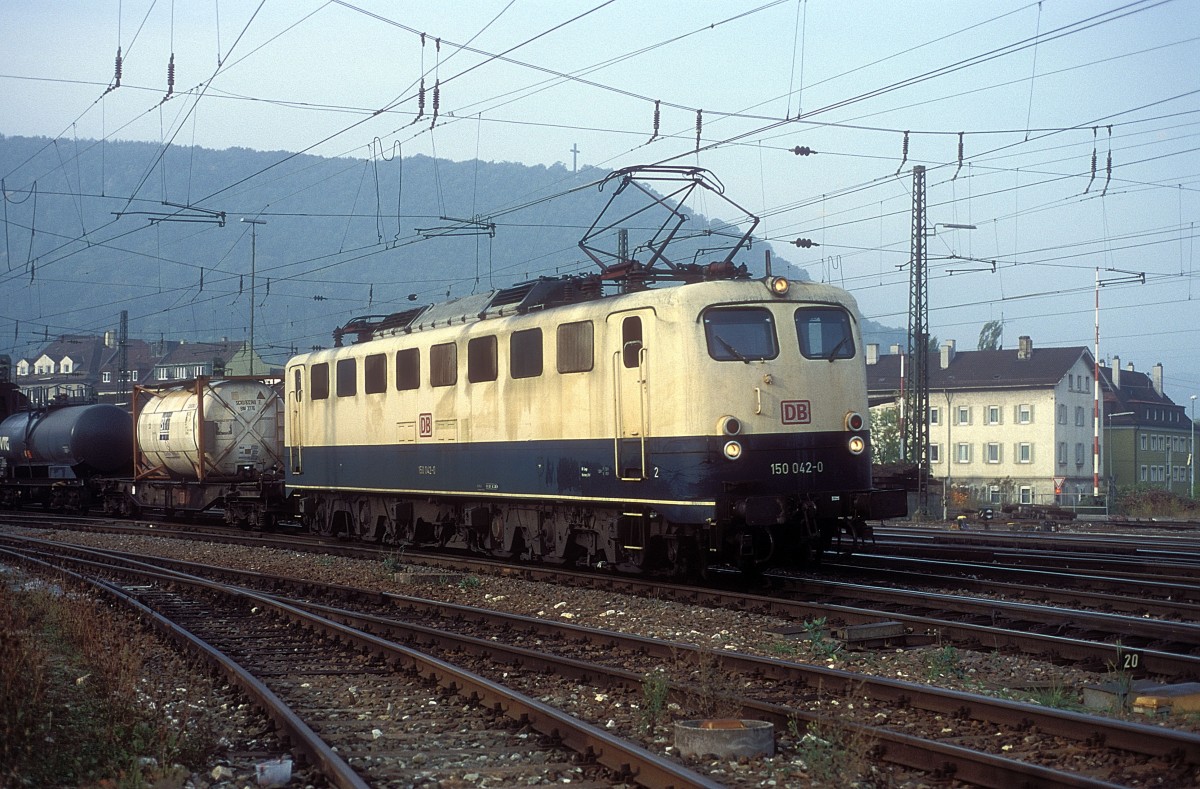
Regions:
[[137, 380, 282, 479]]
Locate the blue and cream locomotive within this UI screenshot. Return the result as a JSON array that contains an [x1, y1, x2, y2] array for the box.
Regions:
[[283, 273, 904, 574]]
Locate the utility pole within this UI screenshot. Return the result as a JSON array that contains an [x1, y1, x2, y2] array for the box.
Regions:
[[903, 166, 929, 512], [241, 218, 266, 375]]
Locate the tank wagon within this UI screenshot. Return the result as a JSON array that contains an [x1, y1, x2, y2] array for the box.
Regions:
[[99, 377, 288, 526], [0, 403, 132, 510]]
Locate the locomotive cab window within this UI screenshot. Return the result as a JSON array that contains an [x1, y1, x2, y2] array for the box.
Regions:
[[795, 307, 855, 360], [703, 308, 778, 361], [364, 353, 386, 394], [430, 342, 457, 387], [557, 321, 594, 374], [467, 336, 498, 383], [396, 348, 420, 391], [336, 358, 357, 397], [311, 363, 330, 400], [510, 328, 543, 379], [293, 368, 303, 402]]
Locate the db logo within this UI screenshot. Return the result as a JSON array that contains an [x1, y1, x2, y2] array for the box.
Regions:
[[781, 400, 811, 425], [419, 412, 433, 437]]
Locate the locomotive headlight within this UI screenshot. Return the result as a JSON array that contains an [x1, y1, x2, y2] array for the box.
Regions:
[[717, 415, 742, 436], [848, 436, 866, 455], [845, 411, 865, 431], [769, 276, 791, 296], [723, 440, 743, 460]]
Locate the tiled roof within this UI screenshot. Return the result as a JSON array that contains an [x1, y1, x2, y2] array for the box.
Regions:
[[867, 345, 1091, 393]]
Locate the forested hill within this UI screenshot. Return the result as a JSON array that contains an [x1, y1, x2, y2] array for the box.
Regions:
[[0, 134, 900, 364]]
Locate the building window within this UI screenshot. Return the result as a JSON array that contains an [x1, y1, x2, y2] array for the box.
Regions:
[[102, 371, 112, 383], [1017, 404, 1033, 424], [60, 361, 73, 374], [1019, 486, 1032, 505], [1140, 465, 1148, 481], [1018, 443, 1033, 463], [986, 405, 1001, 425], [955, 443, 971, 463], [1074, 442, 1085, 466], [1075, 406, 1086, 427], [156, 368, 169, 381], [986, 443, 1001, 463], [929, 407, 941, 426], [1058, 442, 1068, 466], [1141, 434, 1148, 450], [929, 444, 941, 463], [955, 406, 970, 426], [193, 365, 206, 377], [989, 485, 1002, 504]]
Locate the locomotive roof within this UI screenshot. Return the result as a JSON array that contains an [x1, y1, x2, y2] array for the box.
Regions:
[[329, 275, 857, 349]]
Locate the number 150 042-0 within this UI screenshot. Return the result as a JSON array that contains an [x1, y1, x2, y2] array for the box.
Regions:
[[770, 461, 824, 475]]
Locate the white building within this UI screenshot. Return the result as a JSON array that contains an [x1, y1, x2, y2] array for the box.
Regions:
[[868, 336, 1101, 507]]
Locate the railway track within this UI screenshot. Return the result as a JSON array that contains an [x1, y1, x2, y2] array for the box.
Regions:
[[0, 538, 719, 789], [5, 532, 1200, 787], [8, 514, 1200, 677]]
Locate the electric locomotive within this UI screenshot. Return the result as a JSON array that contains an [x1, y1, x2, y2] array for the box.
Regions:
[[283, 166, 904, 574]]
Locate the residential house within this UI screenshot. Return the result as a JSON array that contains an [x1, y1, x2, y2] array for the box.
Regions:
[[13, 334, 110, 406], [14, 335, 258, 412], [868, 336, 1103, 508], [1100, 357, 1193, 496]]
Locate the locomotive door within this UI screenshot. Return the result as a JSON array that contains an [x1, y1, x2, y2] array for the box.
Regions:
[[287, 364, 305, 474], [608, 310, 652, 481]]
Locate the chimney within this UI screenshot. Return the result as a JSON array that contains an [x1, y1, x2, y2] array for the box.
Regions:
[[1152, 363, 1163, 396], [940, 339, 956, 370], [1112, 355, 1121, 389], [1017, 335, 1032, 360], [866, 344, 879, 365]]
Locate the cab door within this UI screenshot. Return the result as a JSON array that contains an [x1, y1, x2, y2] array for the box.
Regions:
[[286, 364, 305, 474], [608, 310, 653, 480]]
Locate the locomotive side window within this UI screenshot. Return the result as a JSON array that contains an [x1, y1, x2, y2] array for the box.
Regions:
[[467, 336, 498, 383], [430, 342, 457, 387], [364, 353, 387, 394], [621, 316, 643, 369], [336, 358, 357, 397], [703, 308, 778, 361], [311, 363, 330, 400], [557, 321, 594, 373], [510, 328, 543, 379], [795, 307, 855, 360], [396, 348, 420, 391]]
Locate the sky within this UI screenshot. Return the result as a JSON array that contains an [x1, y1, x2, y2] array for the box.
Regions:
[[1, 0, 1198, 403]]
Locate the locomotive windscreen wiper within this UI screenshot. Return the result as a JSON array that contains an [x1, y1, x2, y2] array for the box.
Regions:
[[827, 336, 849, 362], [716, 335, 749, 363]]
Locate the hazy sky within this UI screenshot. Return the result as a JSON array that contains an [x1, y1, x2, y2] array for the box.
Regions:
[[2, 0, 1198, 400]]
